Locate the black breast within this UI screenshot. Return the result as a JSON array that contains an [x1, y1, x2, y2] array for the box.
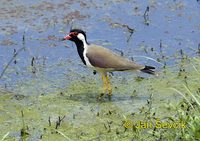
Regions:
[[75, 41, 86, 65]]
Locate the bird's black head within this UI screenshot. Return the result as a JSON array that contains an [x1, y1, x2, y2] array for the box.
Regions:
[[62, 29, 88, 44], [62, 29, 88, 66]]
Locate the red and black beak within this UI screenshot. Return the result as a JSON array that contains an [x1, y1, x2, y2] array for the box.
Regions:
[[61, 34, 71, 41]]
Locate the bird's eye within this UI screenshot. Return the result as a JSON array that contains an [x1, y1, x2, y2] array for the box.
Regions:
[[71, 32, 78, 36]]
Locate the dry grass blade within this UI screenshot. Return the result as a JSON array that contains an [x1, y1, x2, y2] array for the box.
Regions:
[[54, 129, 73, 141], [183, 84, 200, 106], [0, 47, 25, 79], [132, 55, 164, 66], [192, 64, 200, 74], [170, 88, 195, 110], [1, 132, 9, 141]]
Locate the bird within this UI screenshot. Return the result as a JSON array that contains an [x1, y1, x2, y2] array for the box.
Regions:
[[62, 29, 155, 98]]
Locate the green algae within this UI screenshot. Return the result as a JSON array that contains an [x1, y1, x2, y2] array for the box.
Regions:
[[0, 57, 199, 141], [0, 0, 199, 140]]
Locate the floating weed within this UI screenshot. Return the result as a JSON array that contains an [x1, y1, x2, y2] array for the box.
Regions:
[[55, 116, 66, 129], [20, 110, 30, 140], [143, 6, 150, 26]]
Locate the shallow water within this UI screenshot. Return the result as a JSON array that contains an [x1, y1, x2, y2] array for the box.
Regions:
[[0, 0, 200, 140], [0, 0, 199, 93]]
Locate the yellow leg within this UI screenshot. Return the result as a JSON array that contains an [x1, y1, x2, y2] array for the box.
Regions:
[[105, 74, 112, 96], [101, 73, 112, 96], [102, 74, 107, 94]]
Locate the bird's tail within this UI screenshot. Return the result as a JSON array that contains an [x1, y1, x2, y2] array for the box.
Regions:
[[140, 66, 155, 75]]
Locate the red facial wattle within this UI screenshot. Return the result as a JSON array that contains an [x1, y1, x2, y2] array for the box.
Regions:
[[63, 35, 71, 40], [62, 32, 78, 40]]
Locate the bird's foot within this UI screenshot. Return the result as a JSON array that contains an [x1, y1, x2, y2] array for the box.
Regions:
[[107, 94, 112, 101], [107, 88, 112, 101], [108, 88, 112, 96], [97, 93, 105, 101], [97, 92, 113, 101]]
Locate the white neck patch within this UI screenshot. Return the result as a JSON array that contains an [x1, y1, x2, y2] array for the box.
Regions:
[[77, 33, 92, 67], [77, 33, 87, 48]]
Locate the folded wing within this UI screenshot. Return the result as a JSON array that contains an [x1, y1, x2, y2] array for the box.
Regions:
[[86, 45, 144, 71]]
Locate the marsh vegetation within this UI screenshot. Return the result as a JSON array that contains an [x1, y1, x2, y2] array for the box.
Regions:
[[0, 0, 200, 140]]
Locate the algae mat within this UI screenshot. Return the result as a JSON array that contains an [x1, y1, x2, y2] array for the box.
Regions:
[[0, 58, 200, 141]]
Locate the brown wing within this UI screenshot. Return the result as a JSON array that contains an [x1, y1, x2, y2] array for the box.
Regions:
[[86, 44, 144, 71]]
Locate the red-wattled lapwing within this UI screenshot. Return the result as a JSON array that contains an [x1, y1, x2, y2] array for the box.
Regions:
[[62, 29, 155, 98]]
